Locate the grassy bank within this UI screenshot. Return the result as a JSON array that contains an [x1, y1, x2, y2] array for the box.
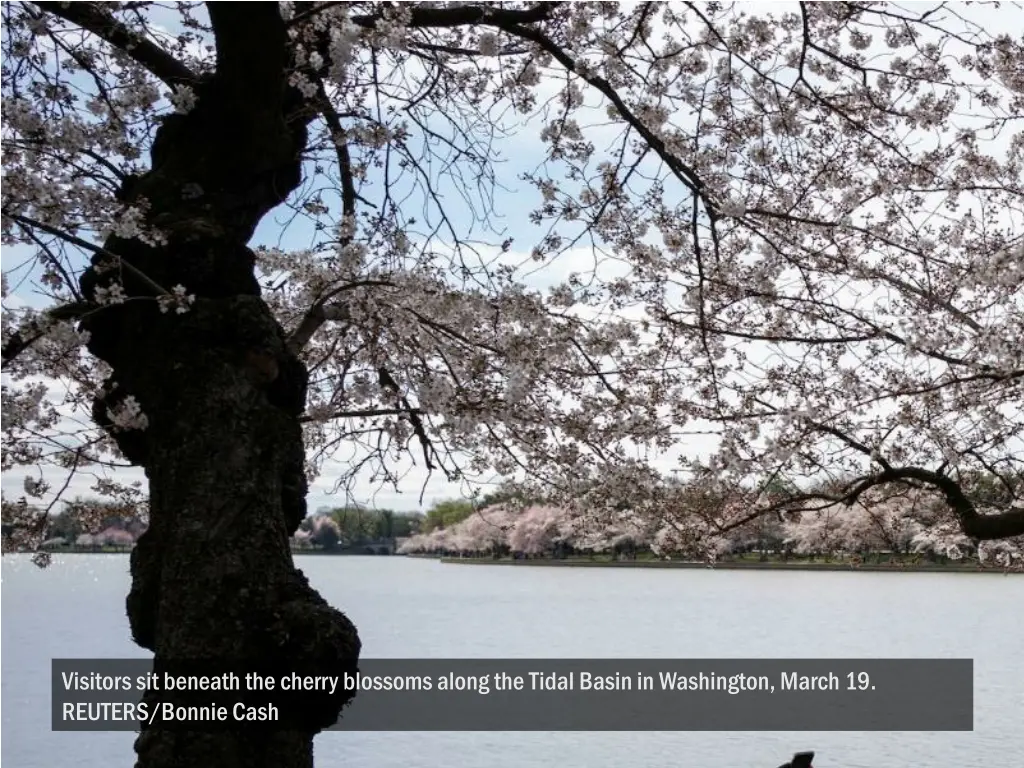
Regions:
[[437, 556, 1016, 573]]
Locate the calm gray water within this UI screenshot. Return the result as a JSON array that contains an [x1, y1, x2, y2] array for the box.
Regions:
[[2, 555, 1022, 767]]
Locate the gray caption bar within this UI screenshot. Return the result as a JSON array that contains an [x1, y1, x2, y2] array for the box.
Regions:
[[52, 658, 973, 731]]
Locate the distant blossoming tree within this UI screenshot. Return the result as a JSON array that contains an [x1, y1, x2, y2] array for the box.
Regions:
[[2, 3, 1023, 766], [95, 526, 136, 548], [307, 514, 342, 550], [456, 504, 514, 554], [509, 505, 579, 554]]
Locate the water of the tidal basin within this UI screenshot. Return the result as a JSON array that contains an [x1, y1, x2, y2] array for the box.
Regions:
[[2, 555, 1022, 767]]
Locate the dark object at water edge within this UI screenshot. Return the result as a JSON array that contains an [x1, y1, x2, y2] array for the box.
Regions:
[[777, 752, 814, 768]]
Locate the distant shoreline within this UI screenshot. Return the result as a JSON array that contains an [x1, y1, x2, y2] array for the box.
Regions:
[[33, 548, 386, 557], [437, 557, 1019, 574], [25, 549, 1019, 573]]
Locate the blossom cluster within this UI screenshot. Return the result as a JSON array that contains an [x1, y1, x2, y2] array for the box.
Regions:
[[397, 491, 1023, 570], [2, 2, 1022, 561]]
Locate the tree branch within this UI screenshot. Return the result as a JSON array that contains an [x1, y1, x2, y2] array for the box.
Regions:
[[499, 20, 706, 199], [844, 466, 1024, 541], [286, 280, 394, 355], [4, 212, 170, 297], [1, 300, 93, 363], [299, 407, 424, 424], [34, 2, 197, 88], [347, 3, 554, 31]]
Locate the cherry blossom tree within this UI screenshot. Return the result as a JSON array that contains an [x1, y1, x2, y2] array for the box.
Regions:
[[307, 513, 342, 549], [3, 3, 1024, 767], [95, 525, 137, 548], [506, 504, 574, 555], [456, 503, 515, 555], [399, 524, 456, 555]]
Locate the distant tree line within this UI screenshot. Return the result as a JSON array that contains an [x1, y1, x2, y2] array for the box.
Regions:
[[293, 505, 425, 551], [398, 474, 1024, 569], [10, 474, 1020, 569], [1, 497, 148, 554], [290, 491, 541, 552]]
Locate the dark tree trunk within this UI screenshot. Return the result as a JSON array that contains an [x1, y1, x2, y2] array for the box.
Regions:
[[77, 6, 360, 767]]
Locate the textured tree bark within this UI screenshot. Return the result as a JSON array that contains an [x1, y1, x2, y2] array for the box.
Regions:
[[76, 6, 361, 767]]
